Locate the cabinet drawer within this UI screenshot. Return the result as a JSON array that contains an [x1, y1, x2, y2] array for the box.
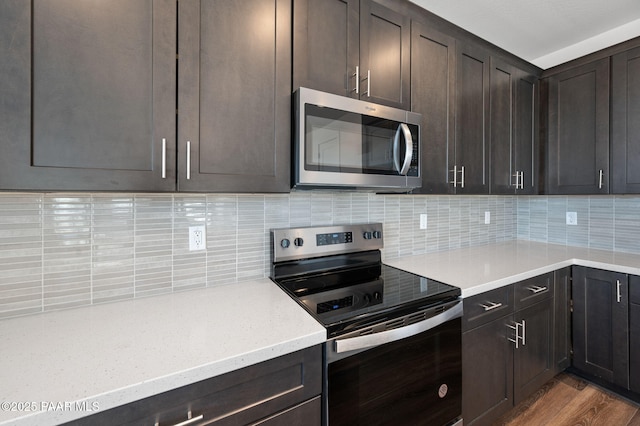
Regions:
[[514, 273, 553, 310], [630, 275, 640, 305], [463, 285, 513, 332], [251, 396, 321, 425], [65, 345, 322, 426]]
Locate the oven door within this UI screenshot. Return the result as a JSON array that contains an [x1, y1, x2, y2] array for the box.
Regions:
[[324, 301, 463, 426]]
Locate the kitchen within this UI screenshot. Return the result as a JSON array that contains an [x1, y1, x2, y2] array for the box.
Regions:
[[1, 0, 640, 425]]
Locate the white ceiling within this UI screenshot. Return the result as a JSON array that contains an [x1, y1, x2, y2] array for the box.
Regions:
[[410, 0, 640, 69]]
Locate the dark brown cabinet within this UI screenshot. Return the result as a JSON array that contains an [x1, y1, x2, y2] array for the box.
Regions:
[[545, 58, 610, 194], [293, 0, 410, 109], [0, 0, 176, 191], [630, 275, 640, 394], [410, 21, 456, 194], [611, 46, 640, 194], [178, 0, 291, 193], [553, 267, 572, 372], [0, 0, 291, 193], [572, 266, 629, 389], [462, 273, 556, 426], [490, 58, 538, 195], [454, 42, 490, 194], [65, 345, 322, 426]]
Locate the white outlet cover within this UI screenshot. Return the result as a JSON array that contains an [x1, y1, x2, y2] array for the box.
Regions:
[[566, 212, 578, 226], [189, 225, 207, 251], [420, 214, 428, 230], [484, 211, 490, 224]]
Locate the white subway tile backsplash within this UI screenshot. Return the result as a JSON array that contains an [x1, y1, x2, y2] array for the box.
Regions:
[[0, 192, 518, 319]]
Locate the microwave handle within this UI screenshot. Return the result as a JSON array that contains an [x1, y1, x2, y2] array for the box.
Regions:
[[393, 123, 414, 176]]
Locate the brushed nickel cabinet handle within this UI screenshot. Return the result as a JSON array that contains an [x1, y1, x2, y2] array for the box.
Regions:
[[617, 280, 622, 303], [161, 138, 167, 179], [479, 301, 503, 312], [186, 141, 191, 180], [451, 165, 458, 187], [526, 285, 547, 294], [352, 66, 359, 94], [460, 165, 465, 189], [507, 322, 520, 349], [599, 169, 604, 189], [155, 413, 204, 426], [361, 69, 371, 97]]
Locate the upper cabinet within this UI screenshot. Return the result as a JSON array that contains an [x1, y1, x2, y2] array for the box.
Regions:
[[545, 58, 610, 194], [490, 58, 538, 195], [611, 46, 640, 194], [454, 43, 490, 194], [178, 0, 291, 193], [293, 0, 410, 110], [410, 22, 456, 194], [0, 0, 291, 193], [0, 0, 176, 191]]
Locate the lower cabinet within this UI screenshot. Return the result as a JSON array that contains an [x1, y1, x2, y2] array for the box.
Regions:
[[631, 275, 640, 393], [572, 266, 629, 389], [63, 345, 322, 426], [462, 273, 555, 426]]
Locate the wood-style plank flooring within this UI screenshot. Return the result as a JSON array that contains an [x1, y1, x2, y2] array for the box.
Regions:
[[494, 373, 640, 426]]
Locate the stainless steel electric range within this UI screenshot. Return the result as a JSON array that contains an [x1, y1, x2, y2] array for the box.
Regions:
[[270, 223, 463, 426]]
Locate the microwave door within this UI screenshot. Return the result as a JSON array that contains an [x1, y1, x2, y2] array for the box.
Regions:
[[307, 112, 363, 173]]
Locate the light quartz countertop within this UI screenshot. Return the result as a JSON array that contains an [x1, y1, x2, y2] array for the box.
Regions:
[[4, 240, 640, 425], [385, 240, 640, 298], [0, 279, 326, 426]]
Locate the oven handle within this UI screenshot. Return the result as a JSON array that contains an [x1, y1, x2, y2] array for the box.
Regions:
[[334, 301, 462, 354]]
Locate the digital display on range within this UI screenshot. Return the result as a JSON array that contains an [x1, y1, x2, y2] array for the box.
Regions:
[[316, 232, 353, 246]]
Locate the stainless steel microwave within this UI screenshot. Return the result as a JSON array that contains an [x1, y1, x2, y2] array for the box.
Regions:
[[293, 88, 421, 192]]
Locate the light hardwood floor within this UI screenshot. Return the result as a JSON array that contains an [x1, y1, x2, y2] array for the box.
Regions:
[[494, 373, 640, 426]]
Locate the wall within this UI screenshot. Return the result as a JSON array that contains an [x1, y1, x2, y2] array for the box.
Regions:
[[0, 193, 515, 319], [517, 195, 640, 253]]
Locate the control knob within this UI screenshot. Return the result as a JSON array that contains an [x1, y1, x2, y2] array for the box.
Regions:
[[363, 231, 372, 240], [373, 230, 382, 239], [280, 239, 290, 249], [294, 237, 304, 247]]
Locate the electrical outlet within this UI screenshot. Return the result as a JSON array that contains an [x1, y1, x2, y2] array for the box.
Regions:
[[419, 214, 428, 230], [566, 212, 578, 226], [189, 225, 207, 251], [484, 211, 490, 224]]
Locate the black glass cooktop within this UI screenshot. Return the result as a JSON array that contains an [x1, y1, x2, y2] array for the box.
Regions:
[[271, 251, 460, 337]]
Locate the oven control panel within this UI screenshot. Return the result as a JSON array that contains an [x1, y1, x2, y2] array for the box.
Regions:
[[271, 223, 383, 262]]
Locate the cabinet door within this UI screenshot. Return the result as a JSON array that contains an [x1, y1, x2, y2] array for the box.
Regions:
[[359, 0, 410, 109], [553, 267, 572, 373], [462, 314, 514, 426], [293, 0, 359, 97], [410, 21, 456, 194], [513, 298, 555, 404], [0, 0, 176, 191], [546, 58, 610, 194], [455, 43, 490, 194], [514, 71, 538, 195], [178, 0, 291, 193], [572, 266, 629, 388], [490, 59, 517, 194], [611, 46, 640, 194], [630, 275, 640, 393]]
